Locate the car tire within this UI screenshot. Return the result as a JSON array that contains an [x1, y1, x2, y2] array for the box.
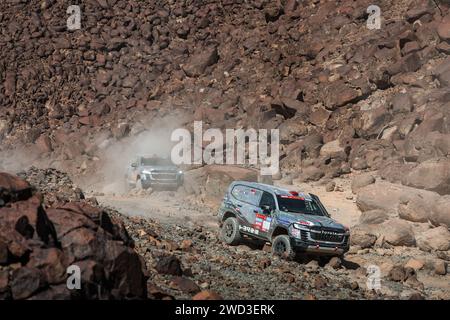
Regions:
[[221, 217, 242, 246], [136, 178, 143, 190], [272, 235, 296, 260]]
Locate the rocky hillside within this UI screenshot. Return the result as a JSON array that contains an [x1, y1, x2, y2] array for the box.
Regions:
[[0, 0, 449, 178]]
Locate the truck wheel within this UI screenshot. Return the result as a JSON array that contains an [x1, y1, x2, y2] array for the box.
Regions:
[[272, 235, 296, 260], [221, 217, 242, 245]]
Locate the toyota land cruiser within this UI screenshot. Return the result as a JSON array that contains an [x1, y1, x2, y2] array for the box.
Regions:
[[217, 181, 350, 259]]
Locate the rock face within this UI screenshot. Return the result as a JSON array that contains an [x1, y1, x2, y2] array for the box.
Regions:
[[0, 171, 147, 300]]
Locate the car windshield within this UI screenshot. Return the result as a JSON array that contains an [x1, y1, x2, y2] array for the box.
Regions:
[[276, 196, 324, 216], [140, 157, 173, 166]]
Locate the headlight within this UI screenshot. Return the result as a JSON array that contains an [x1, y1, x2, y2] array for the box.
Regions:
[[142, 170, 151, 175], [289, 225, 301, 238], [178, 170, 183, 174], [293, 221, 314, 229]]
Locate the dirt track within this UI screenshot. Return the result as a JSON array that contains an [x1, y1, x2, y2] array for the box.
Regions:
[[97, 191, 219, 229], [95, 177, 362, 231]]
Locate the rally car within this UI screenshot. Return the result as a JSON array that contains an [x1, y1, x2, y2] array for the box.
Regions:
[[125, 155, 184, 190], [217, 181, 350, 259]]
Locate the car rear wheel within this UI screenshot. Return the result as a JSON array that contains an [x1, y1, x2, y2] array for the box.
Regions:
[[221, 217, 242, 245], [272, 235, 296, 260], [136, 178, 143, 190]]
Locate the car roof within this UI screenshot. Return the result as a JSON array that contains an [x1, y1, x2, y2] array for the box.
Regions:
[[230, 181, 313, 200]]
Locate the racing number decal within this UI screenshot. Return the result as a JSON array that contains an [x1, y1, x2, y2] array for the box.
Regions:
[[239, 225, 259, 235]]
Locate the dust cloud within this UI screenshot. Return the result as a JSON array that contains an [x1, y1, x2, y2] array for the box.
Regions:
[[89, 115, 187, 194]]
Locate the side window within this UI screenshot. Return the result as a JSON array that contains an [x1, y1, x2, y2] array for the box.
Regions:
[[231, 185, 262, 206], [259, 192, 276, 209], [306, 199, 324, 215]]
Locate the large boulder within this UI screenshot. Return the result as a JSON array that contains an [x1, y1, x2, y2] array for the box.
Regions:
[[320, 140, 346, 159], [203, 165, 258, 204], [350, 225, 378, 249], [351, 173, 376, 194], [402, 158, 450, 195], [359, 209, 389, 225], [378, 219, 416, 247], [416, 227, 450, 252], [437, 15, 450, 42], [431, 195, 450, 228], [356, 181, 440, 216], [398, 197, 432, 223]]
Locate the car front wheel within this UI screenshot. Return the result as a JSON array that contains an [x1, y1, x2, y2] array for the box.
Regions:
[[272, 235, 296, 260], [221, 217, 242, 245]]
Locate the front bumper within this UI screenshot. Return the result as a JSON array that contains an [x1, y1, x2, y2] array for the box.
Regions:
[[290, 226, 350, 255], [140, 172, 183, 187], [291, 238, 349, 255]]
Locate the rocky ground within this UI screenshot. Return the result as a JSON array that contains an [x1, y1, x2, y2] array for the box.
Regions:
[[100, 173, 450, 300], [1, 167, 449, 300]]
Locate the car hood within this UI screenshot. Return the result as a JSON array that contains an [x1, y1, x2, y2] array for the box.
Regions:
[[140, 166, 179, 172], [277, 211, 345, 230]]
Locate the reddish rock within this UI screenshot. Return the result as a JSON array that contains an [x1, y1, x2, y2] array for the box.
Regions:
[[0, 173, 32, 205], [155, 255, 183, 276], [0, 196, 58, 245], [192, 290, 223, 300], [103, 240, 147, 299], [11, 267, 47, 300], [0, 241, 8, 264], [182, 47, 219, 77], [27, 248, 67, 284], [35, 134, 53, 153], [0, 270, 9, 294], [169, 276, 200, 294], [147, 282, 174, 300]]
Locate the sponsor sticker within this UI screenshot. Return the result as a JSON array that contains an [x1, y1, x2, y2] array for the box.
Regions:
[[262, 217, 271, 231]]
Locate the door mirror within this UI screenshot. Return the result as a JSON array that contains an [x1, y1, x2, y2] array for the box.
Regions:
[[261, 205, 273, 215]]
